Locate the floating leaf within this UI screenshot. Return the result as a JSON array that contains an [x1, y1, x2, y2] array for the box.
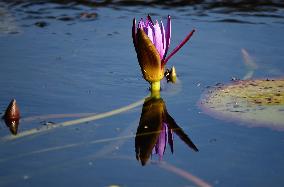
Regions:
[[199, 79, 284, 130]]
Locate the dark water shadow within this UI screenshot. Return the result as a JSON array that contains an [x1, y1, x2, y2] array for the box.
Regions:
[[3, 0, 283, 9], [1, 0, 283, 30]]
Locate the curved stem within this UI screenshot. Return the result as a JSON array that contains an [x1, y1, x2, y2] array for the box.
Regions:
[[1, 97, 147, 141], [162, 29, 195, 66]]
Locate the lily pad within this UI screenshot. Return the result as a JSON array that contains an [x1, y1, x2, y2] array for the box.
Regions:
[[199, 79, 284, 130]]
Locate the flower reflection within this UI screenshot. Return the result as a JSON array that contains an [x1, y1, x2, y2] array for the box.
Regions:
[[4, 118, 19, 135], [135, 96, 198, 166]]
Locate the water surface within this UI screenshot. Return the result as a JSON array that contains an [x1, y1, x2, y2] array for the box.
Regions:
[[1, 1, 284, 187]]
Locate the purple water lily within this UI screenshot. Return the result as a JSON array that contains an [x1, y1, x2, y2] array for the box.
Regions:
[[132, 15, 195, 91], [135, 96, 198, 166]]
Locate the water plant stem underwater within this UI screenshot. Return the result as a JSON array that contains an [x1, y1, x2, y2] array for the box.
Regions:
[[1, 96, 147, 141]]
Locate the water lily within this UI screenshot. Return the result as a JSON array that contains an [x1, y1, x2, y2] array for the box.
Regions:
[[135, 96, 198, 166], [132, 15, 195, 91]]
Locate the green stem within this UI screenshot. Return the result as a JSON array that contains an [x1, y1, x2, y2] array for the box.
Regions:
[[150, 90, 160, 99], [151, 81, 161, 92]]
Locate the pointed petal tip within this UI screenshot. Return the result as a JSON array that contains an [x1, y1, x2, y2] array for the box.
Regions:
[[132, 19, 138, 50], [147, 14, 153, 24], [9, 98, 17, 106], [133, 18, 137, 27]]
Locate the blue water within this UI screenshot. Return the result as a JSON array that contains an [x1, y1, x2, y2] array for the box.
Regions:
[[1, 2, 284, 187]]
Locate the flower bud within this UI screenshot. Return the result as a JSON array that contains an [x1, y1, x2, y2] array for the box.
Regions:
[[3, 99, 20, 135], [136, 29, 164, 83]]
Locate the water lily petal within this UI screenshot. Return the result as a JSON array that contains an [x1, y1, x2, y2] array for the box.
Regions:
[[138, 18, 144, 29], [153, 21, 164, 59], [147, 14, 154, 25], [160, 20, 166, 56], [132, 18, 137, 51], [144, 15, 156, 43], [136, 28, 163, 82], [164, 15, 171, 60], [146, 23, 154, 44]]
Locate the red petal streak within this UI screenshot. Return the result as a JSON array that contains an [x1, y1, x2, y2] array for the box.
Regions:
[[162, 29, 195, 67]]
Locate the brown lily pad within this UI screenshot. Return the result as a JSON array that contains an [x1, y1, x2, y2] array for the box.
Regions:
[[199, 79, 284, 130]]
